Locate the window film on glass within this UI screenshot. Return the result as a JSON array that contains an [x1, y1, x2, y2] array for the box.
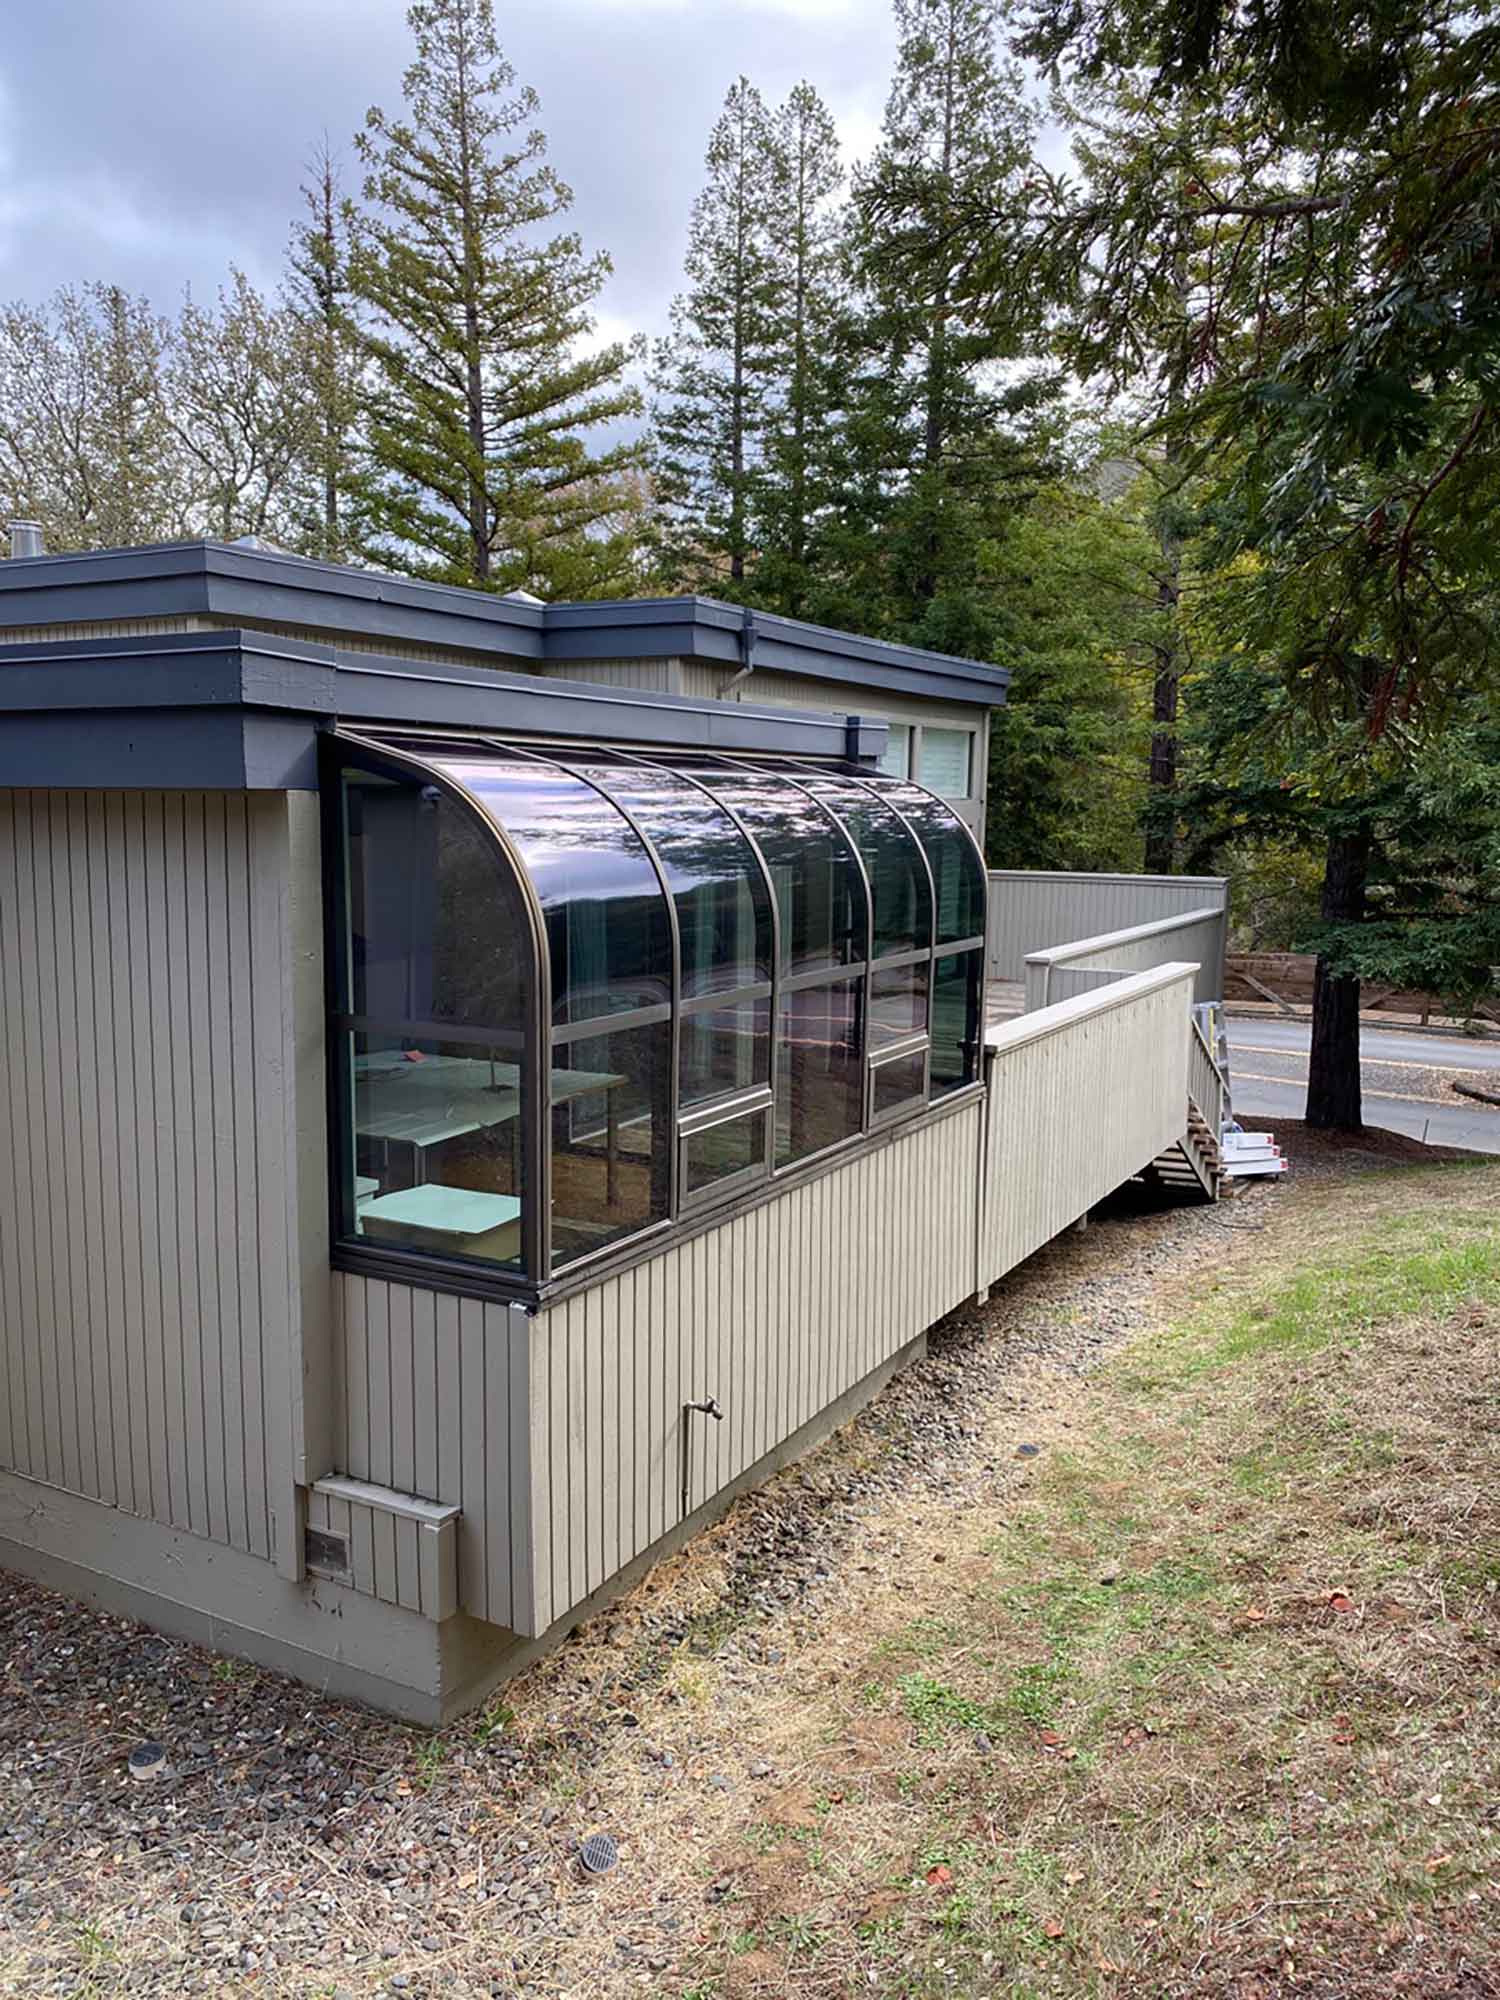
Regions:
[[434, 757, 671, 1025], [343, 769, 529, 1033], [789, 772, 929, 960], [871, 1047, 927, 1120], [683, 1106, 769, 1198], [349, 1034, 526, 1271], [869, 961, 930, 1051], [690, 769, 866, 975], [550, 1020, 670, 1263], [776, 980, 863, 1166], [931, 949, 983, 1098], [876, 722, 911, 779], [680, 996, 771, 1109], [918, 726, 972, 801], [873, 781, 985, 946], [573, 760, 772, 998]]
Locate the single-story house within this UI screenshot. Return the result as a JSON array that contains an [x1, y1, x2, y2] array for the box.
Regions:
[[0, 536, 1228, 1720]]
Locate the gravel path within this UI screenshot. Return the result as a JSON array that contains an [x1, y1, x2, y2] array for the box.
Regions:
[[0, 1135, 1417, 1997]]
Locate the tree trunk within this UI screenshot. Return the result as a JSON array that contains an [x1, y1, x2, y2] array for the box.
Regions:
[[1305, 825, 1370, 1130], [1143, 621, 1180, 874]]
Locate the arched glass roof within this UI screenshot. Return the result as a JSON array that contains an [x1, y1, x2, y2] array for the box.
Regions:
[[327, 731, 987, 1289]]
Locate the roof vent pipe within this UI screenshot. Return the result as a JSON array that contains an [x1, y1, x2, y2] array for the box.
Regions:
[[8, 521, 45, 560]]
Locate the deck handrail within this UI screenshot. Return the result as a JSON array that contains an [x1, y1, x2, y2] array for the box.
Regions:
[[1022, 904, 1228, 1011], [1187, 1014, 1229, 1137]]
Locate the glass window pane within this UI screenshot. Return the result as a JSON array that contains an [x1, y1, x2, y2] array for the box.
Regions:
[[870, 962, 929, 1052], [931, 949, 983, 1098], [551, 1021, 669, 1264], [433, 756, 671, 1025], [681, 996, 771, 1109], [347, 1032, 525, 1271], [877, 723, 911, 779], [871, 1048, 927, 1120], [872, 781, 986, 946], [918, 727, 973, 799], [684, 1109, 768, 1198], [777, 980, 863, 1167], [689, 768, 866, 975], [344, 769, 530, 1032], [572, 761, 772, 999], [792, 772, 931, 959]]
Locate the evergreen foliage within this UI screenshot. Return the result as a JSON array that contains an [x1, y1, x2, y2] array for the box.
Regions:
[[349, 0, 644, 593]]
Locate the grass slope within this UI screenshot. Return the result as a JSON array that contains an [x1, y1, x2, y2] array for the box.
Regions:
[[686, 1168, 1500, 1998]]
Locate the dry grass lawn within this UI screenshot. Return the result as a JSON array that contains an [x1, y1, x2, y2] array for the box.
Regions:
[[3, 1152, 1499, 1999]]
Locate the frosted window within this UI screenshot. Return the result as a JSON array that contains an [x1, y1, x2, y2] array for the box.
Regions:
[[918, 728, 973, 800]]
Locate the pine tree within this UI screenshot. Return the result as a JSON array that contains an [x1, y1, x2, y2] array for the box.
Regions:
[[285, 140, 365, 561], [350, 0, 643, 592], [753, 82, 845, 618], [650, 78, 778, 593], [847, 0, 1055, 652]]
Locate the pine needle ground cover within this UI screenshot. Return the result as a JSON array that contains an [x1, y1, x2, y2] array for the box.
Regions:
[[680, 1169, 1500, 1999]]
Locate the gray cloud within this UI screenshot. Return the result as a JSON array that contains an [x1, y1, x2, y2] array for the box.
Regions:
[[0, 0, 899, 341]]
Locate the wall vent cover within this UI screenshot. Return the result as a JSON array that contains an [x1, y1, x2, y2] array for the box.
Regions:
[[305, 1527, 351, 1575]]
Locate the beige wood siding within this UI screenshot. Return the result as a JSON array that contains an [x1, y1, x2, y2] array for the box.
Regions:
[[331, 1279, 533, 1631], [0, 790, 320, 1563], [335, 1103, 983, 1638], [536, 658, 680, 692], [979, 964, 1192, 1287], [987, 871, 1229, 982], [523, 1101, 983, 1634], [1023, 907, 1229, 1010]]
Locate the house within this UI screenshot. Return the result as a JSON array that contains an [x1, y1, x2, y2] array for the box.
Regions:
[[0, 536, 1229, 1721]]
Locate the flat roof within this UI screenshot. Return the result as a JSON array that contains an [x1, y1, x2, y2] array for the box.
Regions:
[[0, 540, 1011, 710], [0, 628, 894, 791]]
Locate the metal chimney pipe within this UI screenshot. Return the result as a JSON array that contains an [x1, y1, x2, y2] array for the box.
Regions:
[[8, 521, 45, 559]]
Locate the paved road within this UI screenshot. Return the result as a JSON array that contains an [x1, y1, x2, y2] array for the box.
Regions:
[[1226, 1015, 1500, 1155]]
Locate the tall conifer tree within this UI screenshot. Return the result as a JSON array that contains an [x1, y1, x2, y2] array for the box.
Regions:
[[285, 141, 365, 561], [754, 82, 845, 618], [849, 0, 1055, 653], [350, 0, 642, 592], [650, 79, 778, 593]]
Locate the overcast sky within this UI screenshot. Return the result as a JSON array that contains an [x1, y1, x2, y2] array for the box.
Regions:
[[0, 0, 904, 346]]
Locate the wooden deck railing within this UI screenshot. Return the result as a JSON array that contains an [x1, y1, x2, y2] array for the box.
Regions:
[[977, 962, 1196, 1292], [1022, 906, 1228, 1011]]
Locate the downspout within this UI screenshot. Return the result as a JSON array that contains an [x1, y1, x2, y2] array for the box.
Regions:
[[718, 605, 757, 700]]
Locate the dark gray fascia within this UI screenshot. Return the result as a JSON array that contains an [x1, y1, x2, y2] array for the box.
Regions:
[[0, 541, 1009, 707], [542, 597, 1012, 707], [0, 628, 889, 789]]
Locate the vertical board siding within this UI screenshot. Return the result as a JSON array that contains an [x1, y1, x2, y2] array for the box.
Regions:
[[526, 1104, 984, 1634], [330, 1275, 531, 1631], [0, 789, 293, 1559], [1022, 909, 1228, 1011], [980, 966, 1193, 1287], [987, 871, 1229, 982]]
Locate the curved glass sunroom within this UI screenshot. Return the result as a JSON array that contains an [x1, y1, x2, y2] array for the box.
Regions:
[[328, 730, 987, 1288]]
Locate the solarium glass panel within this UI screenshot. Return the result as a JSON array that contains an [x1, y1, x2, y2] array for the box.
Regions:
[[931, 948, 983, 1098], [776, 979, 863, 1166], [571, 760, 772, 999], [688, 768, 866, 975], [550, 1019, 670, 1262], [433, 757, 671, 1026], [789, 771, 932, 960], [680, 996, 771, 1109], [343, 768, 530, 1034], [868, 779, 985, 946]]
